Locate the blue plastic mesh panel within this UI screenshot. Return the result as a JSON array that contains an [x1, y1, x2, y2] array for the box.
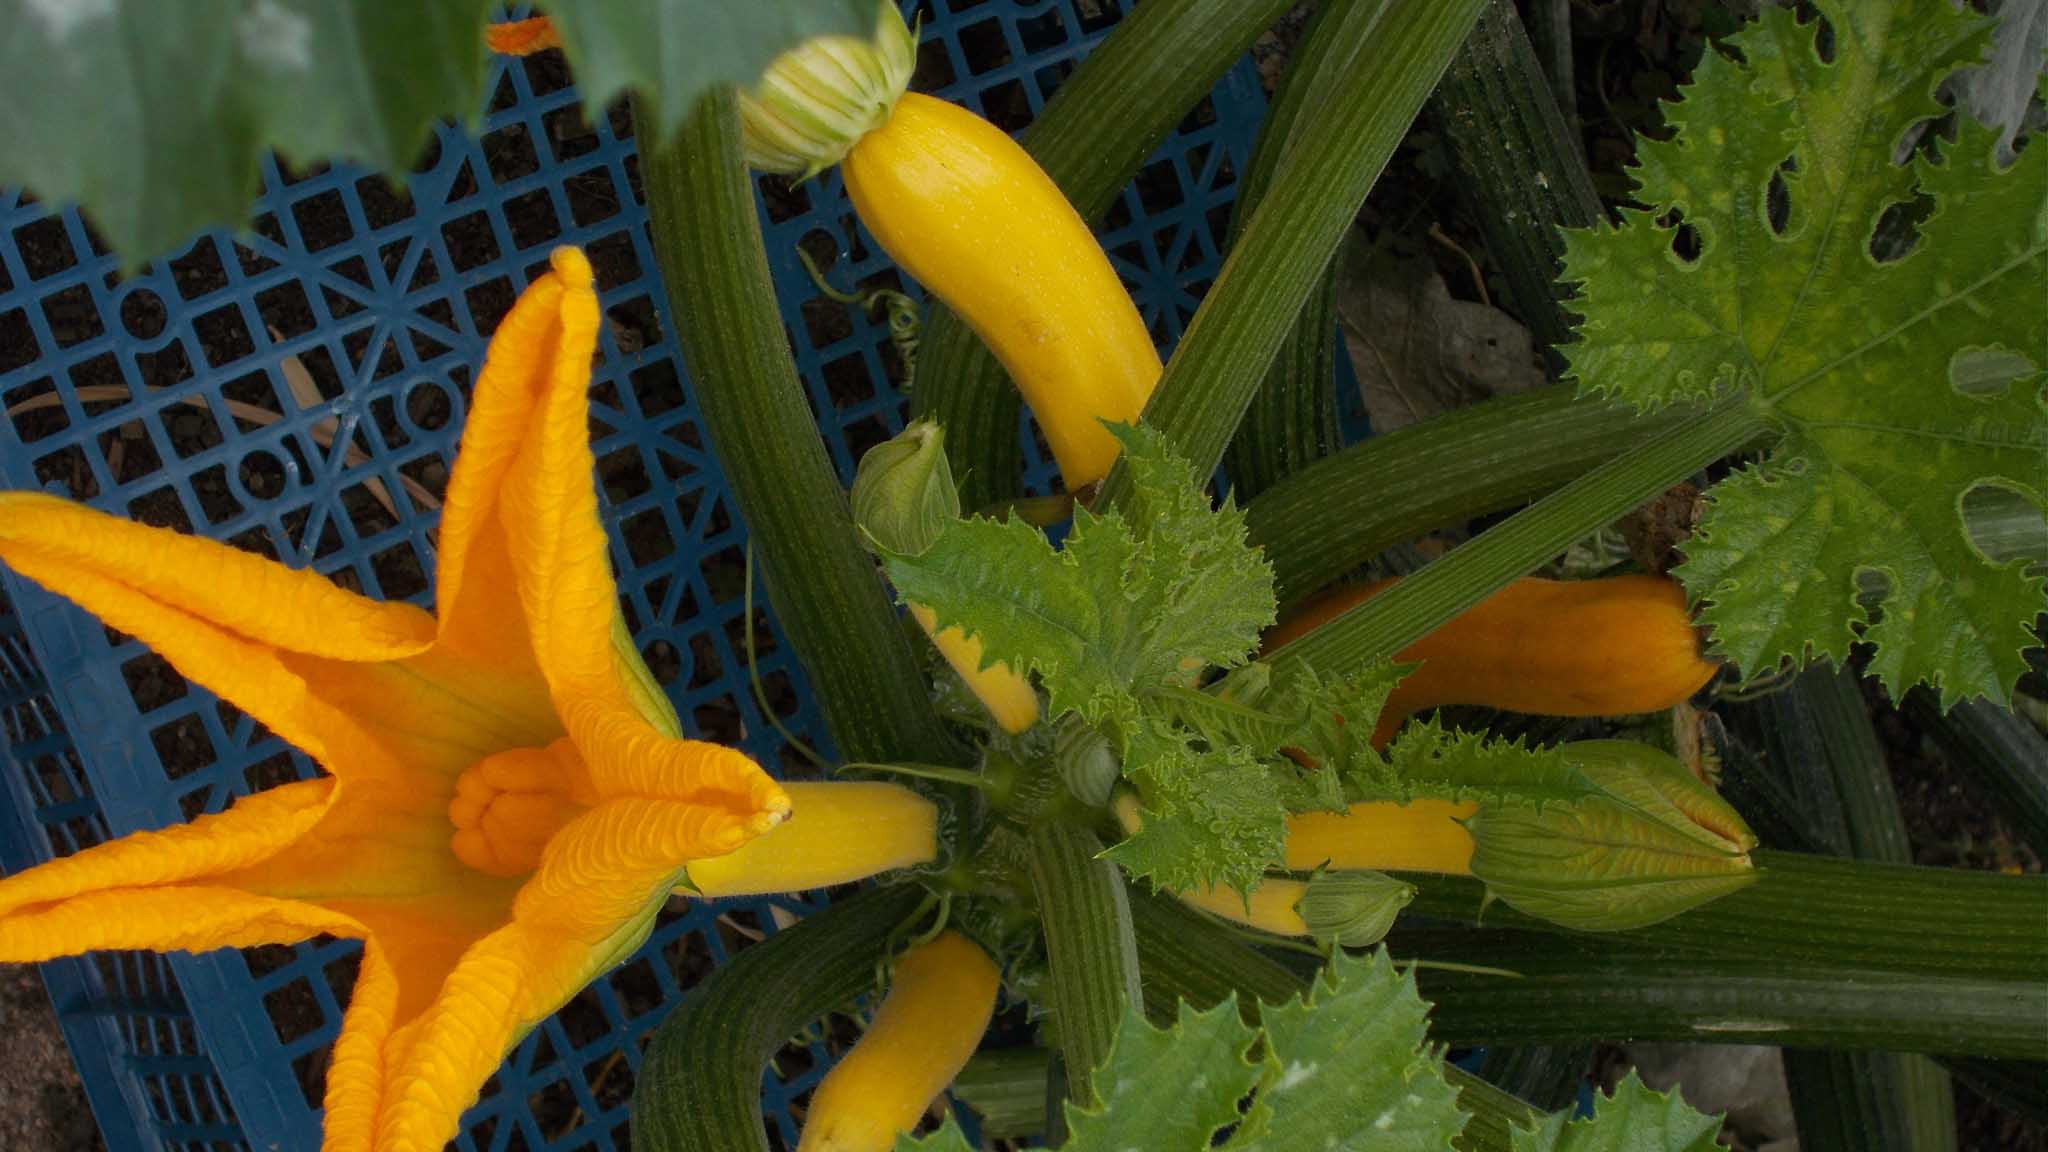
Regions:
[[0, 2, 1299, 1149]]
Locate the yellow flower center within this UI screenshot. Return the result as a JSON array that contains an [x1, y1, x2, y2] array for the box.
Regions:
[[448, 738, 599, 877]]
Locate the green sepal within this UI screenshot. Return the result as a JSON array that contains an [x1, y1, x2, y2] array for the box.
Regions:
[[852, 420, 962, 556], [1467, 741, 1759, 932], [1295, 870, 1414, 949]]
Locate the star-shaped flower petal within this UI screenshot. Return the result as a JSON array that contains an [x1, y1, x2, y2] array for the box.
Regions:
[[0, 247, 933, 1152]]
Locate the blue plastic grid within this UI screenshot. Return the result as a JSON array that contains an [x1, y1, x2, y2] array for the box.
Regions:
[[0, 2, 1321, 1149]]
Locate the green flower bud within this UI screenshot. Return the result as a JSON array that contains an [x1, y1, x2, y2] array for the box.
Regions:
[[1296, 871, 1416, 948], [1055, 717, 1120, 807], [852, 420, 961, 556], [1467, 740, 1758, 932], [737, 0, 917, 178]]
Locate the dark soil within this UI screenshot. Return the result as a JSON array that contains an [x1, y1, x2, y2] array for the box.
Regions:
[[0, 966, 103, 1152]]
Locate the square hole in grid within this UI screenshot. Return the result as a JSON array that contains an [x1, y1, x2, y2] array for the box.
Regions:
[[263, 971, 331, 1047], [541, 102, 604, 164], [597, 444, 654, 505], [189, 462, 246, 526], [358, 173, 417, 231], [193, 301, 258, 369], [253, 279, 319, 341], [504, 189, 563, 252], [32, 443, 99, 500], [566, 167, 628, 231], [0, 305, 40, 374], [121, 649, 189, 715], [464, 275, 519, 335], [442, 209, 502, 273], [606, 292, 660, 356], [12, 215, 77, 280], [168, 236, 231, 302], [485, 119, 544, 185], [4, 375, 68, 443], [162, 396, 226, 460], [289, 188, 354, 254], [955, 16, 1013, 74], [38, 281, 104, 349], [619, 506, 675, 568], [977, 75, 1033, 132]]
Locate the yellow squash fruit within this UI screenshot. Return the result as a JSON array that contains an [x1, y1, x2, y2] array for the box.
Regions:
[[1266, 575, 1718, 744], [842, 92, 1161, 488], [799, 930, 1001, 1152]]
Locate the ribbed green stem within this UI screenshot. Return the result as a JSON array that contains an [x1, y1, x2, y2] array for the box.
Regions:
[[1273, 399, 1766, 677], [1407, 851, 2047, 983], [1411, 856, 2044, 1062], [1424, 0, 1603, 353], [1738, 669, 1956, 1149], [1027, 823, 1141, 1106], [631, 885, 925, 1152], [1395, 924, 2048, 1059], [1127, 889, 1539, 1152], [1099, 0, 1489, 508], [1221, 0, 1382, 498], [638, 89, 955, 765], [952, 1048, 1055, 1141], [910, 0, 1296, 509], [1910, 691, 2048, 853], [1523, 0, 1579, 133], [1244, 386, 1689, 607]]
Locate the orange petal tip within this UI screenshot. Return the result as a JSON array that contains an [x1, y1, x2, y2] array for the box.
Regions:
[[549, 246, 593, 291]]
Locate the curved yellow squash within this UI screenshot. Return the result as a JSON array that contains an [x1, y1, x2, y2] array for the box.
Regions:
[[798, 930, 1001, 1152], [844, 93, 1162, 489], [911, 603, 1040, 733]]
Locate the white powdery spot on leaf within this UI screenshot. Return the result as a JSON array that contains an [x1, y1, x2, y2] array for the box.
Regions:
[[239, 0, 314, 71]]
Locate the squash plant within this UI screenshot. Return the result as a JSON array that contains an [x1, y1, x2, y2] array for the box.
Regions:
[[0, 1, 2042, 1151]]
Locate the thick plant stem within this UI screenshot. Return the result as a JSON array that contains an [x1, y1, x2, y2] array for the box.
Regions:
[[1027, 823, 1141, 1106], [1126, 889, 1538, 1152], [1910, 690, 2048, 853], [639, 88, 955, 765], [910, 0, 1296, 509], [1222, 0, 1386, 498], [1245, 386, 1690, 606], [1273, 399, 1767, 678], [1735, 669, 1956, 1149], [1400, 852, 2048, 1057], [632, 885, 926, 1152], [1424, 0, 1603, 354], [1099, 0, 1489, 509]]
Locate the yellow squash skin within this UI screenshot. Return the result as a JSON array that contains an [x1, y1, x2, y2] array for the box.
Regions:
[[1266, 575, 1718, 744], [911, 604, 1040, 733], [798, 930, 1001, 1152], [1181, 879, 1311, 936], [844, 92, 1162, 489], [686, 782, 936, 897], [1285, 801, 1479, 875]]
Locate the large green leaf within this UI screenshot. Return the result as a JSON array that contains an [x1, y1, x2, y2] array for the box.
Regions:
[[1563, 0, 2048, 707], [0, 0, 867, 262], [902, 951, 1472, 1152]]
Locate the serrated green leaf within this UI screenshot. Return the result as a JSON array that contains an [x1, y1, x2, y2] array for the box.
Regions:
[[0, 1, 869, 265], [1511, 1070, 1725, 1152], [884, 422, 1276, 721], [1227, 950, 1467, 1151], [1562, 0, 2048, 707], [1363, 718, 1606, 808], [1105, 715, 1288, 893], [1057, 999, 1262, 1152]]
